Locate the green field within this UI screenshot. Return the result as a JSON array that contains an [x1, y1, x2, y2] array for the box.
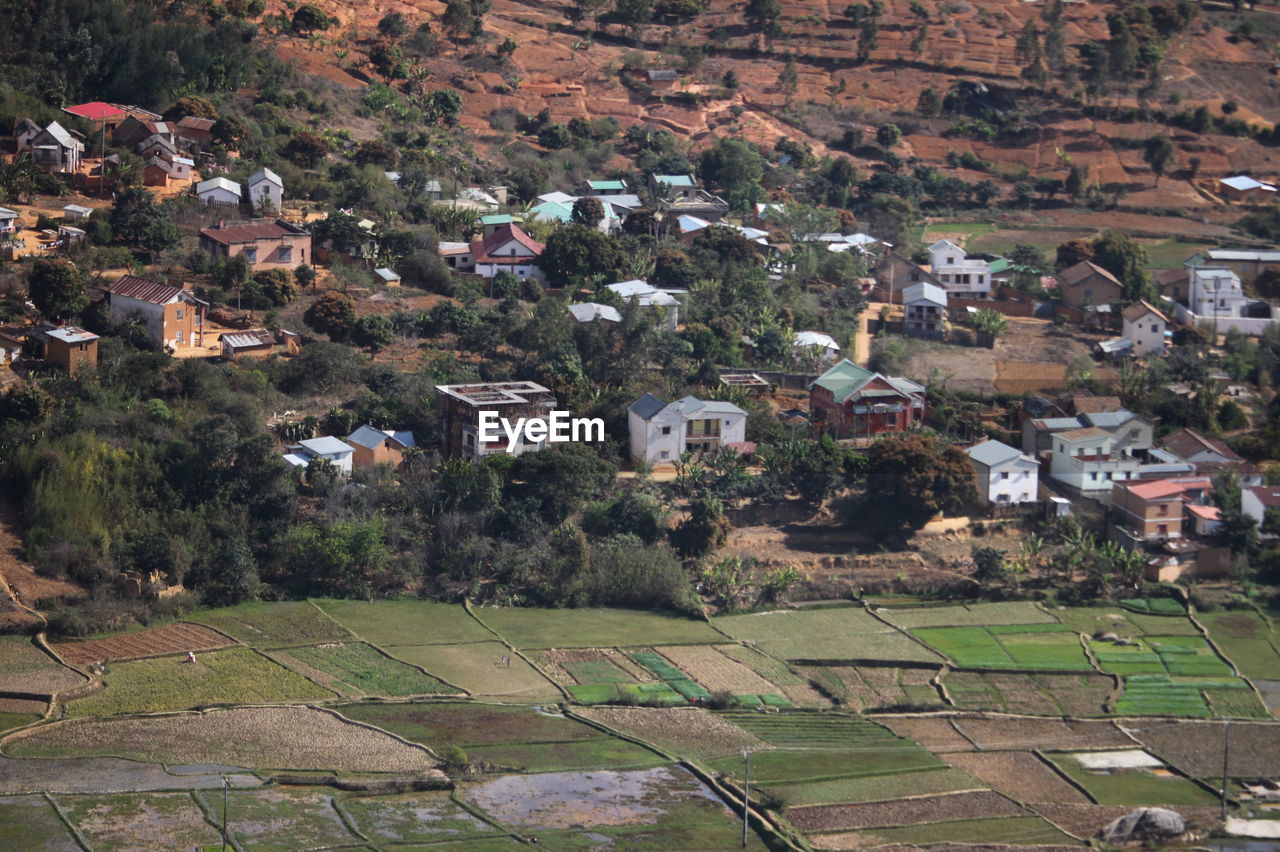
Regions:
[[192, 601, 352, 648], [0, 796, 81, 852], [561, 659, 635, 684], [473, 607, 722, 649], [863, 815, 1079, 846], [767, 767, 981, 807], [1119, 598, 1186, 616], [1092, 636, 1232, 678], [315, 599, 494, 646], [1114, 674, 1213, 717], [566, 681, 684, 705], [1199, 609, 1280, 679], [879, 602, 1059, 629], [913, 624, 1092, 671], [1047, 755, 1217, 806], [65, 647, 332, 717], [0, 711, 41, 732], [385, 642, 561, 702], [713, 607, 941, 663], [284, 642, 453, 696], [463, 738, 666, 772]]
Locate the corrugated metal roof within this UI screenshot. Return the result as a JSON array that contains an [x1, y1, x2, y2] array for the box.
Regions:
[[106, 275, 184, 305], [656, 174, 696, 187], [569, 303, 622, 323], [298, 436, 353, 457], [249, 167, 282, 187], [629, 393, 666, 420], [200, 220, 303, 245], [222, 329, 276, 349], [966, 440, 1023, 468], [196, 176, 241, 196]]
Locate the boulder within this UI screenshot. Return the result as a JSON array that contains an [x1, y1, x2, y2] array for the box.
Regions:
[[1098, 807, 1187, 845], [1097, 631, 1120, 642]]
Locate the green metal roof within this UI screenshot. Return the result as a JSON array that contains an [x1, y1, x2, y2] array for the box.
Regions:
[[480, 214, 514, 225], [588, 179, 626, 190], [656, 175, 696, 187], [811, 359, 875, 404], [987, 258, 1011, 274]]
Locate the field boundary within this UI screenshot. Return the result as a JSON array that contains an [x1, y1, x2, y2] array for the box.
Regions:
[[43, 790, 92, 852], [1030, 748, 1099, 808], [49, 622, 242, 665], [462, 599, 574, 704]]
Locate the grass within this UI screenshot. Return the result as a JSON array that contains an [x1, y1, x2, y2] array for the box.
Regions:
[[865, 815, 1078, 846], [1141, 237, 1208, 268], [337, 791, 500, 846], [566, 681, 685, 705], [315, 599, 493, 646], [713, 607, 941, 663], [1200, 609, 1280, 679], [709, 746, 943, 784], [1114, 674, 1212, 717], [534, 823, 771, 850], [561, 659, 636, 684], [284, 642, 453, 696], [1047, 755, 1218, 806], [0, 711, 41, 732], [473, 606, 722, 649], [195, 788, 360, 851], [632, 651, 710, 701], [60, 793, 221, 851], [385, 642, 561, 702], [879, 602, 1059, 629], [1091, 636, 1232, 678], [0, 795, 81, 851], [1204, 683, 1271, 719], [337, 701, 604, 748], [65, 647, 332, 717], [715, 710, 907, 749], [191, 601, 351, 648], [463, 738, 665, 772], [715, 644, 807, 685], [1119, 598, 1186, 616], [767, 767, 981, 807], [913, 625, 1092, 671]]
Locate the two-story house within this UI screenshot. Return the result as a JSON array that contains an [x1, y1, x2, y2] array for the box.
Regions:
[[927, 239, 993, 299], [32, 324, 99, 377], [1243, 485, 1280, 538], [1121, 300, 1170, 357], [627, 393, 747, 466], [902, 282, 947, 338], [0, 207, 19, 236], [648, 174, 730, 221], [1057, 261, 1125, 309], [199, 219, 311, 271], [1023, 408, 1155, 457], [247, 168, 284, 214], [102, 276, 207, 350], [435, 380, 557, 460], [808, 359, 926, 440], [1049, 426, 1150, 492], [966, 440, 1039, 507], [1112, 477, 1213, 541], [469, 223, 545, 283], [1188, 265, 1250, 321], [29, 121, 84, 174]]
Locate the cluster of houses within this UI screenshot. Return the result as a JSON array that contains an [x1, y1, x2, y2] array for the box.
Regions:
[[282, 425, 417, 475], [196, 168, 284, 213]]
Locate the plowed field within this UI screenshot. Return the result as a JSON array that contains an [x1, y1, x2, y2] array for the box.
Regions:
[[788, 789, 1025, 832], [53, 623, 235, 665]]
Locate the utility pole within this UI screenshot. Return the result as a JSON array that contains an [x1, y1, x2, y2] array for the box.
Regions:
[[741, 749, 751, 848], [1220, 719, 1231, 821], [222, 775, 229, 851]]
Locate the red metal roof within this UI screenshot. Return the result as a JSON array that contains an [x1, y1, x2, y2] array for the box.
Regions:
[[63, 102, 126, 121], [470, 223, 544, 263], [105, 275, 184, 305], [199, 220, 305, 246]]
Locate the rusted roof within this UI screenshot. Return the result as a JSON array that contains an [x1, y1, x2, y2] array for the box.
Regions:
[[1058, 261, 1122, 289], [105, 275, 184, 305], [222, 329, 276, 349], [470, 223, 544, 263], [1122, 299, 1171, 324], [176, 116, 215, 131], [199, 220, 306, 246]]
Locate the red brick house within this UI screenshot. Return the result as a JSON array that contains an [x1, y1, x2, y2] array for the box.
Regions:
[[198, 218, 311, 272], [809, 359, 927, 439]]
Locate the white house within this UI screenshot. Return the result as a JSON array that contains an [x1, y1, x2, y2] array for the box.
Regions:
[[927, 239, 992, 298], [792, 331, 840, 364], [966, 440, 1039, 507], [29, 121, 84, 174], [627, 393, 748, 467], [247, 167, 284, 214], [1121, 299, 1170, 357], [1049, 426, 1144, 492], [607, 279, 683, 331], [438, 241, 474, 271], [469, 223, 545, 283], [903, 282, 947, 339], [569, 302, 622, 324], [61, 204, 93, 222], [282, 435, 354, 477], [0, 207, 19, 235], [1243, 485, 1280, 538], [195, 176, 242, 206], [1189, 265, 1250, 320]]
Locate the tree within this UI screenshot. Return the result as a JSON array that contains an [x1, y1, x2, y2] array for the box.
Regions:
[[698, 138, 765, 212], [28, 258, 87, 321], [1091, 230, 1151, 302], [669, 496, 731, 558], [1213, 469, 1257, 573], [538, 225, 625, 287], [744, 0, 781, 32], [860, 434, 976, 540], [1056, 237, 1095, 270], [778, 54, 798, 98], [351, 314, 396, 351], [972, 545, 1008, 584], [424, 89, 463, 127], [378, 11, 409, 38], [1142, 134, 1176, 186], [571, 195, 604, 229], [875, 123, 902, 149], [442, 0, 476, 39], [973, 180, 1000, 206], [971, 307, 1009, 346], [253, 269, 299, 305], [164, 96, 218, 121], [538, 124, 572, 149], [291, 4, 331, 34], [857, 17, 879, 63], [917, 87, 942, 117], [294, 264, 318, 291], [1065, 163, 1089, 200], [303, 292, 357, 340], [284, 132, 330, 167], [109, 186, 164, 246], [354, 139, 398, 168]]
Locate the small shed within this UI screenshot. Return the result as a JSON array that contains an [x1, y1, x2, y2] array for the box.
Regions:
[[62, 204, 93, 222], [374, 268, 401, 286], [220, 328, 278, 360]]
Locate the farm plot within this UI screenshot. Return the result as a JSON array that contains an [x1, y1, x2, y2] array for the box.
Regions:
[[577, 707, 770, 759], [787, 789, 1026, 832], [195, 787, 360, 851], [912, 624, 1093, 670], [878, 601, 1059, 629], [1046, 753, 1218, 806], [0, 795, 81, 851], [52, 622, 235, 665], [877, 716, 975, 751], [273, 642, 454, 697], [338, 791, 501, 846], [1053, 607, 1145, 637], [943, 671, 1113, 716], [475, 606, 723, 649], [58, 793, 221, 851], [1114, 674, 1215, 717], [656, 645, 781, 698], [1199, 609, 1280, 680], [944, 751, 1090, 804], [800, 665, 942, 711], [63, 647, 332, 717], [713, 607, 941, 663], [0, 697, 46, 732], [1135, 721, 1280, 777], [0, 636, 87, 696], [315, 599, 493, 646], [7, 706, 440, 772], [715, 644, 826, 707], [385, 641, 561, 702], [832, 814, 1080, 847], [767, 767, 982, 808], [192, 601, 352, 648], [527, 648, 683, 706], [951, 718, 1136, 751], [1031, 802, 1221, 840], [1120, 598, 1186, 616]]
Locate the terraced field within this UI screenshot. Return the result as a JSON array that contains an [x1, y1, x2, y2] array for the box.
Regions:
[[713, 607, 941, 663], [912, 624, 1093, 671]]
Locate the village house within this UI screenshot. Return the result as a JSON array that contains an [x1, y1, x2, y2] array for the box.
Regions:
[[469, 222, 545, 283], [1218, 175, 1277, 204], [1191, 248, 1280, 287], [438, 241, 474, 271], [175, 116, 215, 149], [247, 167, 284, 214], [346, 425, 416, 470], [136, 134, 178, 163], [1023, 408, 1155, 457], [808, 359, 927, 440], [143, 154, 193, 187], [1057, 261, 1125, 309], [585, 179, 628, 196], [103, 275, 207, 350], [1121, 299, 1170, 357], [1158, 427, 1262, 486], [220, 327, 299, 360], [966, 440, 1039, 508], [13, 118, 41, 151], [195, 176, 242, 206], [29, 121, 84, 173], [0, 207, 19, 235], [606, 279, 683, 331], [927, 239, 993, 299], [61, 204, 92, 222], [568, 302, 622, 324], [646, 69, 679, 90], [902, 282, 948, 338], [112, 115, 174, 150], [1154, 267, 1191, 304], [1049, 426, 1144, 492], [198, 219, 311, 271], [435, 380, 558, 460], [1243, 485, 1280, 538], [792, 331, 841, 364], [282, 436, 354, 477], [1112, 477, 1213, 541], [628, 393, 748, 466], [32, 324, 99, 377], [648, 174, 730, 221]]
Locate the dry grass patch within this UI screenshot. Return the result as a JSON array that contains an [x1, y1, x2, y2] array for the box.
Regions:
[[59, 793, 221, 851], [945, 751, 1089, 804], [953, 718, 1136, 751], [1135, 720, 1280, 777], [802, 665, 943, 710], [0, 636, 87, 695], [877, 716, 975, 752], [656, 645, 777, 695], [577, 706, 770, 758], [788, 789, 1025, 832], [386, 641, 560, 702], [7, 706, 441, 773]]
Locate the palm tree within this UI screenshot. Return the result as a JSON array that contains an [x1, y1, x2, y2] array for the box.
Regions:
[[0, 154, 38, 204]]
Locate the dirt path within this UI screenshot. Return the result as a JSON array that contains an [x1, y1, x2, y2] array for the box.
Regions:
[[0, 500, 82, 629]]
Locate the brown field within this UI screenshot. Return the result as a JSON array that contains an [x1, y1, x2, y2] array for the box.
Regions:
[[655, 645, 778, 696], [952, 718, 1136, 752], [1136, 721, 1280, 777], [0, 637, 87, 696], [877, 717, 975, 753], [944, 752, 1089, 805], [539, 648, 656, 685], [576, 706, 769, 759], [788, 790, 1026, 832], [5, 706, 442, 773], [944, 671, 1114, 717], [803, 665, 942, 711], [1030, 802, 1222, 839], [53, 622, 236, 665]]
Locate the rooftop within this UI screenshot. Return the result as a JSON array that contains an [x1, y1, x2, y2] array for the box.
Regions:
[[199, 218, 308, 245], [436, 380, 554, 407], [297, 436, 353, 457], [568, 302, 622, 323], [1059, 260, 1122, 289], [221, 329, 277, 349], [347, 424, 415, 450], [1122, 299, 1171, 324], [966, 439, 1027, 468], [105, 275, 190, 305], [44, 326, 98, 344], [1248, 486, 1280, 508], [62, 102, 126, 121]]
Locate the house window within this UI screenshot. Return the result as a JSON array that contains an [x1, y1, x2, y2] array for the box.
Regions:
[[1084, 289, 1093, 300], [1158, 504, 1168, 516], [1104, 472, 1112, 481], [176, 308, 184, 321], [1158, 524, 1168, 536], [1090, 472, 1098, 481], [1000, 472, 1009, 480], [946, 257, 955, 265], [659, 451, 669, 460], [661, 426, 671, 435], [176, 329, 185, 344], [279, 246, 292, 263], [244, 247, 258, 263]]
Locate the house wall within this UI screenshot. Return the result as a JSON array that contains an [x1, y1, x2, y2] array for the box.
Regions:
[[1173, 302, 1277, 337], [1243, 489, 1278, 538], [222, 341, 274, 360], [629, 409, 684, 466], [1113, 488, 1182, 538], [810, 384, 921, 439], [143, 165, 169, 187], [905, 302, 944, 338], [249, 181, 283, 213], [1059, 276, 1123, 309], [976, 459, 1038, 506], [351, 441, 404, 470], [475, 262, 544, 283], [46, 338, 97, 377], [208, 234, 310, 271], [1123, 314, 1166, 356], [199, 188, 240, 206]]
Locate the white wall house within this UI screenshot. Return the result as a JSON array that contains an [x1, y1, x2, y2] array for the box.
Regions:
[[248, 167, 284, 214], [282, 436, 354, 476], [1243, 485, 1280, 538], [966, 440, 1039, 506], [607, 279, 684, 331], [928, 239, 991, 298], [903, 282, 947, 338], [195, 176, 242, 206], [1049, 426, 1143, 492], [1121, 300, 1170, 357], [470, 223, 545, 283], [628, 393, 747, 466], [1189, 266, 1250, 319]]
